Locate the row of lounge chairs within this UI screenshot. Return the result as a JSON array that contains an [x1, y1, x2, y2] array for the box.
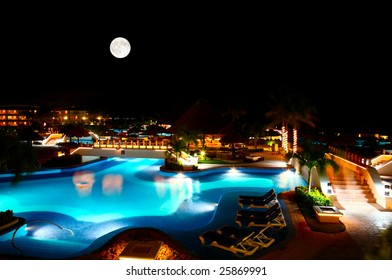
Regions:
[[199, 225, 275, 257], [237, 189, 286, 228], [238, 188, 277, 208], [235, 202, 286, 228], [199, 188, 286, 257]]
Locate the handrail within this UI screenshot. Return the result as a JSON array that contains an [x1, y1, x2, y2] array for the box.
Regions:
[[11, 219, 74, 254]]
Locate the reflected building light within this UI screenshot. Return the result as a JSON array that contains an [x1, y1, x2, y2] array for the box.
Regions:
[[168, 177, 194, 199], [102, 174, 123, 196], [153, 175, 167, 198], [72, 170, 95, 197], [193, 180, 201, 194]]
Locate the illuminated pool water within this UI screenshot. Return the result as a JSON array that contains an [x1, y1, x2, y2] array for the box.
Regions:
[[0, 157, 306, 259]]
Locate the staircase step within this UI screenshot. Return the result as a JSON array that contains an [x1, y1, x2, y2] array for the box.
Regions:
[[330, 176, 365, 181], [332, 188, 375, 202], [331, 177, 363, 180], [334, 196, 376, 203], [331, 179, 368, 185], [331, 184, 368, 189], [330, 178, 366, 183], [333, 189, 372, 195]]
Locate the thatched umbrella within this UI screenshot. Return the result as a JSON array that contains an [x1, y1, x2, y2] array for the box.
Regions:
[[145, 124, 168, 138], [61, 124, 90, 144]]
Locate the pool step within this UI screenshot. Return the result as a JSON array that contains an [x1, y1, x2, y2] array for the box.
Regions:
[[0, 237, 88, 259]]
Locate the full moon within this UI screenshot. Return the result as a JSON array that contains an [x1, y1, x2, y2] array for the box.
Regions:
[[110, 37, 131, 58]]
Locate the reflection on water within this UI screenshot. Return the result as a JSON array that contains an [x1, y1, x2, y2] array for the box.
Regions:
[[73, 170, 95, 197], [0, 157, 306, 226], [102, 174, 123, 196]]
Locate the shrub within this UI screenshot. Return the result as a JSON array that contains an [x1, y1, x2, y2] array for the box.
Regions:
[[295, 186, 313, 207], [295, 186, 332, 207], [310, 189, 332, 206]]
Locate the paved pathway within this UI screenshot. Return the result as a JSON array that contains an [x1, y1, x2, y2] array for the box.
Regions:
[[258, 191, 392, 259], [338, 201, 392, 255]]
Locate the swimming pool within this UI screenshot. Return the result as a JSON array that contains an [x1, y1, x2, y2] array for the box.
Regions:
[[0, 157, 306, 259]]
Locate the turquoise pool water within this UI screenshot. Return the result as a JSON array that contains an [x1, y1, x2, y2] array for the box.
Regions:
[[0, 157, 306, 259]]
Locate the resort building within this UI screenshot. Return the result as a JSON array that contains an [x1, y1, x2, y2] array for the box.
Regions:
[[0, 105, 40, 127]]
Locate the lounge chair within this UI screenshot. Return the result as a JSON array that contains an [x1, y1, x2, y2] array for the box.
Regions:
[[238, 189, 277, 208], [217, 225, 275, 248], [244, 156, 264, 162], [251, 226, 275, 248], [236, 207, 286, 228], [239, 193, 278, 209], [217, 224, 254, 239], [199, 229, 260, 257], [239, 189, 275, 202], [236, 201, 280, 218], [246, 195, 278, 208]]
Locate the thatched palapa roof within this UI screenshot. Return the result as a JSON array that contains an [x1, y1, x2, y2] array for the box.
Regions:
[[168, 99, 226, 134]]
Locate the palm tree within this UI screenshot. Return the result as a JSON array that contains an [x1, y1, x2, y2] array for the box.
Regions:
[[175, 126, 200, 153], [265, 93, 292, 153], [296, 141, 339, 192], [168, 139, 187, 163], [244, 121, 266, 150], [286, 96, 318, 154], [221, 102, 247, 123], [265, 90, 318, 154]]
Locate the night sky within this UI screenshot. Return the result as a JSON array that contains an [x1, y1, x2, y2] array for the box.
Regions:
[[1, 4, 390, 132]]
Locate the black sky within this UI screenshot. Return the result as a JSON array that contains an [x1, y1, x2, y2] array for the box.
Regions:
[[1, 4, 390, 132]]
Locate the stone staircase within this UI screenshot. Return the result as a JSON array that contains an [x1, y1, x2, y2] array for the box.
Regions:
[[328, 168, 376, 203]]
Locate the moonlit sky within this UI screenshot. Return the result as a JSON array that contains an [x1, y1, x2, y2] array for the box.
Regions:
[[1, 4, 390, 132]]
